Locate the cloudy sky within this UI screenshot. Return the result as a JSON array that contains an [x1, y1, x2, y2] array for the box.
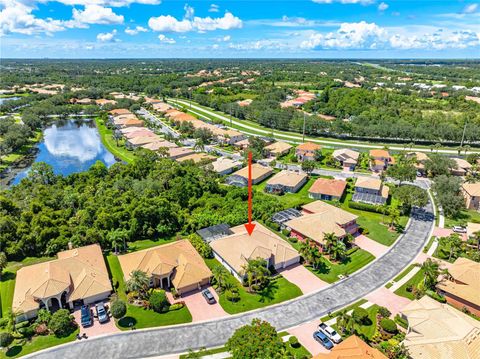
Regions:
[[1, 0, 479, 58]]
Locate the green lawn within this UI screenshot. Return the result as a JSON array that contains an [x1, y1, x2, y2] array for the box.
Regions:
[[306, 248, 375, 284], [319, 299, 368, 322], [354, 305, 379, 340], [95, 117, 136, 163], [254, 176, 317, 209], [394, 268, 425, 300], [445, 209, 480, 228], [0, 329, 79, 359], [106, 253, 192, 329], [204, 258, 302, 314], [386, 264, 418, 289], [279, 332, 312, 358]]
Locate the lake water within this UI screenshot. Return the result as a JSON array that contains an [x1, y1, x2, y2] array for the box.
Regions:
[[12, 119, 117, 184], [0, 97, 20, 104]]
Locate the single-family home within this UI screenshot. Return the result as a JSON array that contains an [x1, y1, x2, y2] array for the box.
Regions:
[[109, 108, 131, 116], [118, 240, 212, 296], [332, 148, 360, 170], [222, 130, 245, 145], [13, 244, 112, 321], [467, 222, 480, 239], [141, 140, 177, 151], [400, 296, 480, 359], [126, 136, 161, 148], [95, 99, 117, 107], [209, 222, 300, 282], [264, 170, 308, 194], [211, 157, 243, 175], [285, 201, 358, 249], [265, 141, 293, 157], [369, 149, 394, 172], [451, 158, 472, 176], [176, 153, 216, 164], [236, 99, 253, 107], [312, 335, 387, 359], [226, 163, 273, 187], [296, 142, 322, 162], [76, 98, 92, 105], [308, 178, 347, 201], [167, 147, 195, 160], [152, 102, 172, 113], [436, 257, 480, 316], [407, 152, 429, 176], [462, 182, 480, 210], [352, 178, 390, 205], [124, 129, 156, 139]]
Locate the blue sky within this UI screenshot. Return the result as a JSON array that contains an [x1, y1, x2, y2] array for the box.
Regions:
[[1, 0, 479, 58]]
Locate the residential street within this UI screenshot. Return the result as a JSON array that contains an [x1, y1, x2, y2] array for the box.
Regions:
[[28, 199, 434, 359]]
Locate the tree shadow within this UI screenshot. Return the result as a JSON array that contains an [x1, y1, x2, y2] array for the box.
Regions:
[[258, 281, 279, 303], [1, 271, 16, 282], [118, 316, 137, 329], [6, 345, 22, 357], [311, 261, 330, 275]]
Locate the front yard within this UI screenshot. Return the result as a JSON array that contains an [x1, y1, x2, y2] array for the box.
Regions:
[[204, 258, 302, 315], [394, 268, 425, 300], [444, 209, 480, 228], [306, 248, 375, 284]]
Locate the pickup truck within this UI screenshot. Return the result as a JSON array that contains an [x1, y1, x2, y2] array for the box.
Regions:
[[318, 322, 342, 344]]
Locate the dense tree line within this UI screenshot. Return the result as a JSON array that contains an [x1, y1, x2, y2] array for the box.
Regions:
[[0, 152, 282, 260]]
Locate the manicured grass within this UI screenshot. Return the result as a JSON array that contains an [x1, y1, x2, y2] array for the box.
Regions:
[[204, 258, 302, 314], [106, 253, 192, 329], [179, 346, 228, 359], [445, 209, 480, 228], [95, 117, 136, 163], [423, 236, 436, 253], [394, 268, 425, 300], [306, 249, 375, 284], [355, 305, 379, 340], [0, 329, 79, 359], [127, 238, 176, 252], [319, 299, 368, 322], [391, 264, 417, 283], [254, 176, 317, 209]]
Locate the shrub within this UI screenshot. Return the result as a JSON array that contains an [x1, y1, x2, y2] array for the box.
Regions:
[[15, 320, 29, 329], [288, 237, 298, 243], [48, 309, 76, 337], [111, 299, 127, 319], [378, 306, 391, 318], [380, 318, 398, 334], [394, 315, 408, 330], [34, 323, 49, 336], [426, 290, 446, 303], [348, 201, 384, 214], [169, 303, 184, 311], [0, 332, 13, 348], [282, 229, 291, 236], [288, 336, 300, 348], [127, 291, 138, 303], [352, 307, 369, 325], [188, 234, 213, 259], [149, 290, 169, 313], [18, 326, 35, 338], [36, 309, 52, 324], [268, 222, 280, 231], [0, 318, 8, 329]]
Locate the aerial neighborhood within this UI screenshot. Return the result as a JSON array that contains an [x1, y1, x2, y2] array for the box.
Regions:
[[0, 57, 479, 359]]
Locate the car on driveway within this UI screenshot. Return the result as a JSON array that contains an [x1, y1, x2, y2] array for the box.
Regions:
[[96, 302, 109, 324], [80, 305, 93, 327], [318, 322, 342, 344], [202, 289, 216, 304], [313, 330, 334, 350], [452, 226, 467, 233]]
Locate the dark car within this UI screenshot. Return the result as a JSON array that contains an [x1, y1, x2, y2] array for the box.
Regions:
[[80, 305, 93, 327], [202, 289, 216, 304], [95, 302, 109, 324], [313, 330, 334, 350]]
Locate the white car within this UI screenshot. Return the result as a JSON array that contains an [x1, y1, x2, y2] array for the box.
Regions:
[[318, 322, 342, 344], [452, 226, 467, 233]]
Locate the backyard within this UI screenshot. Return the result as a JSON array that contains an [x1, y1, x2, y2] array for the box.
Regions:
[[95, 117, 137, 164], [204, 258, 302, 315]]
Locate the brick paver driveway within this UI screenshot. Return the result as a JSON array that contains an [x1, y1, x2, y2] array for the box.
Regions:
[[354, 235, 389, 258], [287, 319, 329, 356], [278, 264, 329, 294], [28, 201, 434, 359], [174, 286, 228, 322], [365, 287, 411, 316], [72, 303, 120, 338]]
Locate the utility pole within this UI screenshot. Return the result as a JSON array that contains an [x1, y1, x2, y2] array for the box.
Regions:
[[230, 104, 233, 127], [460, 121, 467, 147]]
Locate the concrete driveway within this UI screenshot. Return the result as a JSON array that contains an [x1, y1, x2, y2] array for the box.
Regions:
[[365, 287, 411, 316], [287, 319, 329, 356], [73, 303, 120, 338], [171, 286, 228, 322], [278, 264, 329, 294], [354, 235, 389, 258]]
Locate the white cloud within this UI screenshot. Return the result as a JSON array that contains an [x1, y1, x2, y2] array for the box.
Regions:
[[208, 4, 219, 12], [463, 3, 478, 14], [125, 25, 148, 35], [158, 33, 175, 43], [378, 2, 388, 11], [69, 5, 124, 27], [148, 10, 242, 33], [184, 4, 194, 19], [312, 0, 375, 4], [97, 29, 117, 41], [222, 35, 230, 41], [53, 0, 161, 7], [212, 43, 219, 49]]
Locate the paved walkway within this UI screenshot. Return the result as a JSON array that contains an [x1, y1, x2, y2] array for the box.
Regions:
[[28, 202, 434, 359], [278, 264, 329, 294], [354, 235, 389, 258], [365, 288, 411, 316]]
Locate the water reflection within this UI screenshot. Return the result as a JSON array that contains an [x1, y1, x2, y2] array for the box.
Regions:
[[0, 97, 20, 104], [13, 119, 117, 184]]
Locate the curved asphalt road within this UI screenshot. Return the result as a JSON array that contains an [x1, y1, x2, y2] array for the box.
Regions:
[[30, 197, 434, 359]]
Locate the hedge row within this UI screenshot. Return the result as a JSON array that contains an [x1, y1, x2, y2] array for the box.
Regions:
[[348, 201, 384, 214]]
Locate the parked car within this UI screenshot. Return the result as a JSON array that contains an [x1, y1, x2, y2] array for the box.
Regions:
[[452, 226, 467, 233], [318, 322, 342, 344], [95, 302, 109, 324], [313, 330, 334, 350], [80, 305, 93, 327], [202, 289, 216, 304]]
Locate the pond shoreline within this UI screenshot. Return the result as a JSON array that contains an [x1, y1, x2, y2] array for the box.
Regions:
[[0, 147, 39, 188]]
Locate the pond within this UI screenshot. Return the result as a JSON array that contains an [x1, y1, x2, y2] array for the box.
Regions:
[[12, 119, 117, 184], [0, 96, 20, 104]]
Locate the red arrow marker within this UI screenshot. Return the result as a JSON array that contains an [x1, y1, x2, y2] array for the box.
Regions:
[[244, 151, 256, 236]]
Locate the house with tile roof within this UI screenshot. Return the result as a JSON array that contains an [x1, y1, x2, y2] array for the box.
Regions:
[[118, 240, 212, 296], [312, 335, 387, 359], [332, 148, 360, 170], [226, 163, 273, 187], [436, 257, 480, 316], [400, 296, 480, 359], [265, 141, 293, 157], [210, 157, 243, 175], [309, 178, 347, 201], [13, 244, 112, 321], [369, 149, 394, 172], [452, 158, 472, 177], [264, 170, 308, 194], [209, 222, 300, 282], [462, 182, 480, 210], [352, 178, 390, 205], [296, 142, 322, 162]]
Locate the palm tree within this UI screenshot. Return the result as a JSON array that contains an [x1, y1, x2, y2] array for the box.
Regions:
[[242, 258, 270, 292], [330, 240, 346, 262], [194, 138, 205, 152], [446, 234, 463, 261], [421, 259, 440, 290], [212, 265, 228, 290], [126, 270, 150, 299], [336, 310, 354, 334], [0, 252, 7, 275], [323, 233, 337, 254], [472, 231, 480, 251], [107, 228, 129, 254], [388, 206, 401, 229]]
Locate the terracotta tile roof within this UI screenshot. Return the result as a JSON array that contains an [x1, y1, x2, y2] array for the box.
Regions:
[[231, 163, 273, 181], [95, 99, 117, 106], [332, 148, 360, 163], [313, 335, 387, 359], [462, 182, 480, 196], [152, 102, 172, 112], [355, 178, 382, 191], [401, 296, 480, 359], [467, 222, 480, 238], [176, 153, 216, 163], [369, 149, 390, 158], [210, 222, 299, 275], [211, 157, 242, 173], [454, 158, 472, 170], [309, 178, 347, 197], [13, 244, 112, 313], [128, 136, 161, 145], [296, 142, 322, 152], [109, 108, 132, 116], [141, 141, 177, 151], [266, 170, 307, 188], [265, 141, 293, 155], [437, 257, 480, 307], [124, 129, 156, 139]]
